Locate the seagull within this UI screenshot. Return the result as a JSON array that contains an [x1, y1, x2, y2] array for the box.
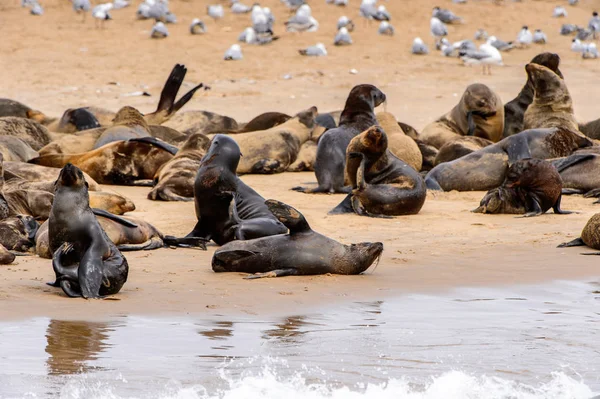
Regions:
[[560, 24, 579, 35], [252, 6, 273, 35], [92, 3, 112, 28], [569, 0, 578, 5], [432, 7, 462, 24], [327, 0, 348, 5], [190, 18, 206, 34], [21, 0, 36, 7], [460, 40, 502, 75], [411, 37, 429, 55], [334, 27, 352, 45], [207, 4, 224, 21], [571, 38, 585, 52], [430, 17, 448, 42], [488, 36, 514, 51], [263, 7, 275, 26], [576, 28, 593, 41], [589, 12, 600, 38], [231, 0, 252, 14], [30, 2, 43, 15], [285, 4, 318, 32], [337, 16, 354, 31], [73, 0, 90, 21], [299, 43, 327, 56], [151, 21, 169, 38], [533, 29, 547, 44], [378, 21, 394, 36], [360, 0, 377, 20], [146, 1, 169, 21], [553, 6, 567, 18], [474, 29, 488, 41], [583, 43, 598, 59], [282, 0, 305, 11], [243, 27, 279, 45], [112, 0, 129, 9], [374, 5, 391, 21], [164, 11, 176, 23], [517, 26, 533, 47], [224, 44, 243, 60]]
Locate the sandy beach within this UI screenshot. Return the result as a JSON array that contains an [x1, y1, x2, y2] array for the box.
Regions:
[[1, 0, 600, 322]]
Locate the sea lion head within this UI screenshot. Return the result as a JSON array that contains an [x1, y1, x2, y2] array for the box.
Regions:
[[295, 106, 318, 129], [57, 108, 101, 132], [343, 84, 387, 115], [112, 106, 148, 128], [25, 109, 49, 124], [55, 163, 88, 190], [343, 241, 384, 274], [180, 133, 211, 153], [504, 158, 557, 189], [472, 187, 522, 214], [361, 125, 388, 154], [203, 134, 241, 172], [462, 83, 499, 117], [525, 63, 567, 104], [530, 52, 563, 79]]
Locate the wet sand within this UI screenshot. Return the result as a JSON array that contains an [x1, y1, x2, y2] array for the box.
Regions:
[[1, 0, 600, 320]]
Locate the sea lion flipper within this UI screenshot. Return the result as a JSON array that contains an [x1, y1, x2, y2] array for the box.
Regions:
[[265, 199, 311, 234], [328, 194, 354, 215], [552, 195, 575, 215], [155, 64, 187, 116], [163, 235, 208, 249], [520, 198, 543, 218], [171, 83, 204, 115], [552, 154, 595, 173], [78, 251, 103, 299], [466, 111, 476, 136], [91, 208, 138, 228], [561, 188, 584, 195], [118, 237, 164, 252], [244, 268, 297, 279], [60, 279, 83, 298], [581, 252, 600, 256], [557, 237, 585, 248], [126, 137, 179, 155], [583, 188, 600, 199]]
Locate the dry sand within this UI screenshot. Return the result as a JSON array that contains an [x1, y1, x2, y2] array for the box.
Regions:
[[0, 0, 599, 321]]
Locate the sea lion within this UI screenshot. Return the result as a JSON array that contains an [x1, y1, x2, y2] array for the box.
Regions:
[[376, 112, 422, 171], [434, 136, 493, 166], [398, 121, 419, 140], [503, 53, 563, 137], [414, 139, 438, 172], [163, 110, 238, 135], [293, 84, 386, 193], [30, 137, 177, 185], [287, 140, 317, 172], [332, 126, 426, 217], [233, 112, 292, 133], [148, 133, 211, 201], [47, 164, 128, 299], [0, 215, 38, 253], [233, 106, 318, 174], [0, 136, 38, 162], [523, 63, 578, 133], [558, 213, 600, 253], [579, 118, 600, 140], [0, 98, 50, 124], [184, 135, 287, 245], [551, 153, 600, 200], [0, 244, 15, 265], [93, 106, 151, 149], [473, 158, 570, 217], [419, 83, 504, 149], [425, 127, 592, 191], [0, 117, 53, 150], [46, 108, 101, 133], [212, 199, 384, 278], [3, 161, 100, 191]]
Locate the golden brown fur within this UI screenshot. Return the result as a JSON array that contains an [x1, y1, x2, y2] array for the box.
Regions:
[[3, 161, 100, 191], [0, 136, 38, 161], [376, 112, 422, 171], [93, 106, 151, 149], [287, 140, 317, 172], [0, 117, 53, 150], [163, 110, 239, 135]]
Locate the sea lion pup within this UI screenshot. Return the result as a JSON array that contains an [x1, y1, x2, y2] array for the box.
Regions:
[[148, 133, 211, 201], [234, 106, 318, 174], [212, 200, 384, 279], [503, 53, 563, 137], [425, 127, 592, 191], [0, 98, 50, 124], [184, 135, 287, 246], [523, 63, 578, 133], [287, 140, 317, 172], [0, 117, 52, 150], [331, 126, 426, 217], [232, 112, 292, 133], [0, 215, 38, 253], [579, 118, 600, 140], [473, 158, 571, 217], [376, 112, 422, 171], [419, 83, 504, 150], [558, 214, 600, 253], [550, 153, 600, 200], [30, 137, 177, 185], [293, 84, 386, 194], [93, 106, 151, 149], [47, 164, 128, 299], [163, 111, 239, 135], [46, 108, 101, 133], [434, 136, 493, 166], [0, 136, 38, 162]]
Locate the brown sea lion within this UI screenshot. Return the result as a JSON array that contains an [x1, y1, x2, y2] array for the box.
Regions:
[[579, 118, 600, 140], [503, 53, 563, 137], [551, 153, 600, 200], [434, 136, 493, 166], [419, 83, 504, 149], [148, 133, 211, 201], [473, 158, 570, 217], [233, 106, 318, 174], [3, 161, 100, 191], [293, 84, 386, 193], [0, 244, 15, 264], [233, 112, 292, 133], [0, 215, 38, 254], [0, 98, 50, 124], [425, 127, 592, 191], [163, 110, 238, 135], [212, 200, 384, 279], [93, 106, 151, 149], [287, 140, 317, 172], [45, 108, 101, 133], [331, 126, 426, 217], [414, 139, 438, 172], [30, 137, 177, 185], [523, 63, 578, 133], [558, 213, 600, 253], [376, 112, 422, 171], [0, 136, 38, 162], [398, 121, 419, 140], [0, 117, 53, 150]]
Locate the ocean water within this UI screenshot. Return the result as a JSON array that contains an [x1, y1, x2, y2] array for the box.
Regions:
[[0, 280, 599, 399]]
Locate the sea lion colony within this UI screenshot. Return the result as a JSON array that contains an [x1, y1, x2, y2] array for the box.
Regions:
[[1, 54, 600, 298]]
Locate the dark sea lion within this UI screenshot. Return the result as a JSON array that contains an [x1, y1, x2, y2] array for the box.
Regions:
[[287, 140, 317, 172], [414, 139, 438, 172], [293, 84, 386, 193], [419, 84, 504, 149], [558, 213, 600, 253], [0, 117, 53, 150], [0, 136, 38, 162], [523, 63, 578, 133], [93, 106, 151, 149], [0, 98, 50, 124], [376, 112, 422, 171], [551, 153, 600, 200], [0, 215, 38, 253], [473, 158, 570, 217], [579, 118, 600, 140], [398, 121, 419, 140], [212, 199, 384, 279], [46, 108, 101, 133], [233, 112, 292, 133], [425, 127, 592, 191], [503, 53, 563, 137], [434, 136, 493, 166], [30, 137, 176, 185], [163, 110, 238, 135], [233, 107, 318, 174], [331, 126, 426, 217], [47, 164, 128, 299], [185, 135, 287, 245], [148, 133, 211, 201], [315, 113, 337, 130]]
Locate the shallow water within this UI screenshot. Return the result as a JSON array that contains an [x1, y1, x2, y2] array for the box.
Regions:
[[1, 280, 599, 399]]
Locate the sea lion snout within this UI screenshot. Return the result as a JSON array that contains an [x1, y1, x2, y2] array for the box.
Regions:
[[57, 163, 86, 188]]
